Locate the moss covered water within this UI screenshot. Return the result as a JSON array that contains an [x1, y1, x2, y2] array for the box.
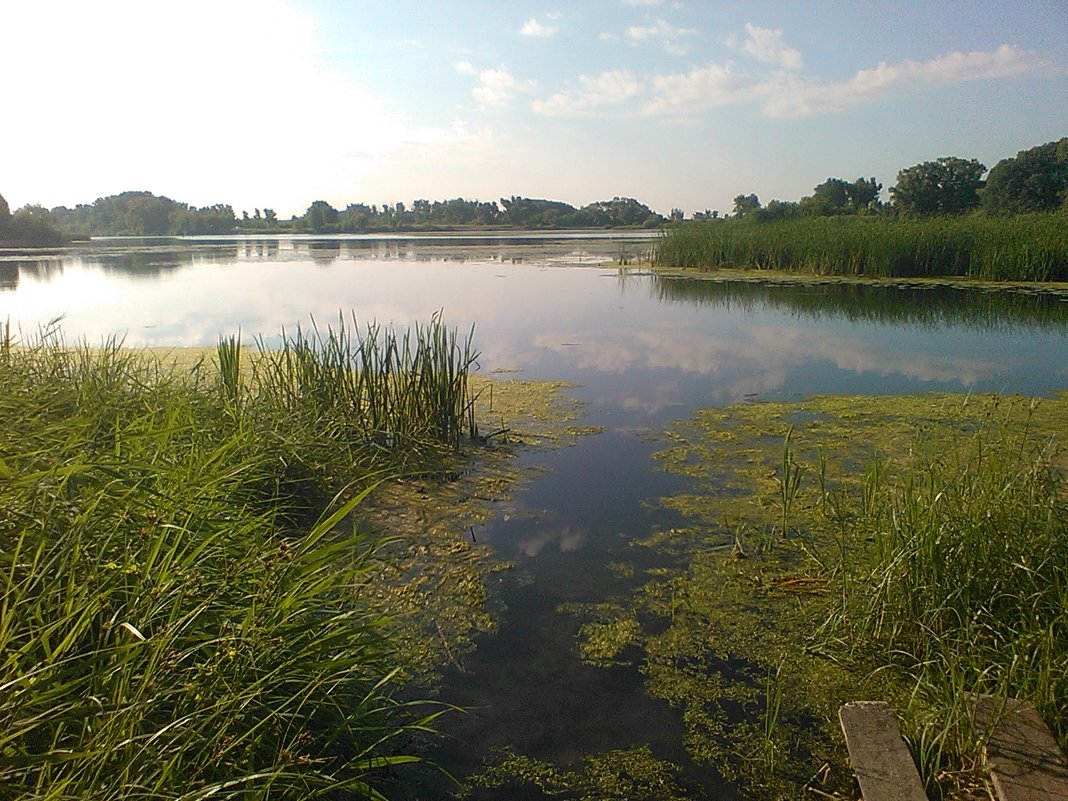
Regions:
[[519, 391, 1068, 800]]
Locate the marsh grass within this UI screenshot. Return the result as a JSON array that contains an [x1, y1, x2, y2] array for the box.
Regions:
[[656, 213, 1068, 281], [831, 400, 1068, 787], [0, 314, 481, 799]]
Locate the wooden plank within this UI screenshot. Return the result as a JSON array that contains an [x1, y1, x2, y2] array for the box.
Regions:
[[839, 701, 928, 801], [973, 695, 1068, 801]]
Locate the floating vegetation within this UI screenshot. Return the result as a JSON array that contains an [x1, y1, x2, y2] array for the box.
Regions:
[[564, 391, 1068, 799], [464, 746, 692, 801]]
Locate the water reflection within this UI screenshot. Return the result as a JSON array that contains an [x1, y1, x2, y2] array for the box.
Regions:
[[0, 263, 18, 290], [0, 237, 1065, 410], [653, 274, 1068, 332]]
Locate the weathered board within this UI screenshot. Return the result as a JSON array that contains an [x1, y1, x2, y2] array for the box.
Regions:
[[973, 695, 1068, 801], [839, 701, 927, 801]]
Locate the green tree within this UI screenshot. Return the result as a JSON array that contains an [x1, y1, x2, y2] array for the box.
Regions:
[[7, 204, 66, 246], [304, 200, 339, 233], [732, 193, 761, 218], [801, 177, 882, 216], [0, 193, 10, 238], [752, 199, 801, 222], [845, 176, 882, 212], [983, 137, 1068, 214], [890, 157, 986, 216]]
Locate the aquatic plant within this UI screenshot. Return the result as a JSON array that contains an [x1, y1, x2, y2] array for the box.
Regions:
[[655, 213, 1068, 281], [568, 391, 1068, 799], [0, 317, 486, 799]]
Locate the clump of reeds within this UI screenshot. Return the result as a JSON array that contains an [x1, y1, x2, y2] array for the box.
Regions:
[[0, 315, 478, 799], [655, 213, 1068, 281], [831, 399, 1068, 780]]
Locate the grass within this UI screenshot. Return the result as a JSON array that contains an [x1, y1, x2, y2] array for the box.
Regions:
[[830, 398, 1068, 786], [0, 315, 482, 799], [655, 213, 1068, 281]]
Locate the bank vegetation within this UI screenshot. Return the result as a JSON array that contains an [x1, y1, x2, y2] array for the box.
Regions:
[[0, 316, 483, 799]]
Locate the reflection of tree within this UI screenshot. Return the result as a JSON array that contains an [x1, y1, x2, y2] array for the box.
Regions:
[[0, 262, 18, 290], [17, 260, 65, 283], [653, 275, 1068, 332], [304, 240, 341, 266], [89, 245, 240, 279]]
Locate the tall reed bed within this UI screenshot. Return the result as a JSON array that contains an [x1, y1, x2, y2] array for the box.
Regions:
[[655, 213, 1068, 281], [0, 315, 478, 799]]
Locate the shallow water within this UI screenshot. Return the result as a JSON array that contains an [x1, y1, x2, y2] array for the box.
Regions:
[[3, 234, 1067, 798]]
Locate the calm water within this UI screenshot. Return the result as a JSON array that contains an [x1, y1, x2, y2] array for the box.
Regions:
[[3, 234, 1068, 798]]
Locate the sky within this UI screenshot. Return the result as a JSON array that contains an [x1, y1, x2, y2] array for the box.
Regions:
[[2, 0, 1066, 218]]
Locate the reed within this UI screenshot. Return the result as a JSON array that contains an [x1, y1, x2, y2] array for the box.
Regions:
[[831, 400, 1068, 781], [0, 315, 479, 799], [655, 213, 1068, 281]]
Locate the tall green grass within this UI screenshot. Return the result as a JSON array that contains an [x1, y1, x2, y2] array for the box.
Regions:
[[655, 213, 1068, 281], [0, 315, 479, 799], [830, 403, 1068, 781]]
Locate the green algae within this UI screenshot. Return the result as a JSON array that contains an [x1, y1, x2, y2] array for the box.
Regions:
[[464, 746, 691, 801], [355, 376, 597, 684], [560, 391, 1068, 800]]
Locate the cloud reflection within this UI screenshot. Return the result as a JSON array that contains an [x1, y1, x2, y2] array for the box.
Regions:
[[534, 322, 999, 392], [518, 525, 587, 558]]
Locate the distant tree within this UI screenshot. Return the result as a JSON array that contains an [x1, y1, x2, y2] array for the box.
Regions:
[[983, 137, 1068, 214], [669, 208, 684, 222], [890, 157, 986, 216], [304, 200, 339, 232], [6, 204, 66, 246], [579, 197, 663, 227], [732, 193, 761, 218], [0, 193, 9, 237], [752, 199, 801, 222], [800, 177, 883, 216], [264, 208, 277, 224], [846, 176, 883, 212], [501, 196, 579, 227], [802, 178, 851, 216]]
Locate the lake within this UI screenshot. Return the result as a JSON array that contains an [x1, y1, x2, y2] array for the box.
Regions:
[[3, 233, 1067, 799]]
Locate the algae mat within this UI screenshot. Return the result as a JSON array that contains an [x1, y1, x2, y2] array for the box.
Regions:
[[494, 391, 1068, 801]]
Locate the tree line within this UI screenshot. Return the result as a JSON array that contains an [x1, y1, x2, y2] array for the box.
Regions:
[[4, 193, 662, 240], [2, 135, 1064, 245], [287, 195, 664, 233], [720, 136, 1068, 223]]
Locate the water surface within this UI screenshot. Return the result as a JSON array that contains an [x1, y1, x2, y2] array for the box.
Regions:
[[3, 234, 1067, 798]]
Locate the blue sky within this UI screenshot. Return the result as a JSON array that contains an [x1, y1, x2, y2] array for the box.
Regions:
[[3, 1, 1065, 217]]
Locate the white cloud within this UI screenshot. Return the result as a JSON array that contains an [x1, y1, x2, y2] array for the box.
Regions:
[[641, 41, 1045, 118], [640, 63, 750, 115], [469, 67, 536, 109], [760, 43, 1045, 117], [621, 0, 663, 5], [520, 17, 559, 37], [533, 70, 641, 117], [456, 60, 477, 75], [728, 23, 803, 70], [625, 18, 696, 54]]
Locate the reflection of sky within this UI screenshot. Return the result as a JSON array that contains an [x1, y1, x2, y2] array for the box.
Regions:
[[2, 242, 1066, 430]]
